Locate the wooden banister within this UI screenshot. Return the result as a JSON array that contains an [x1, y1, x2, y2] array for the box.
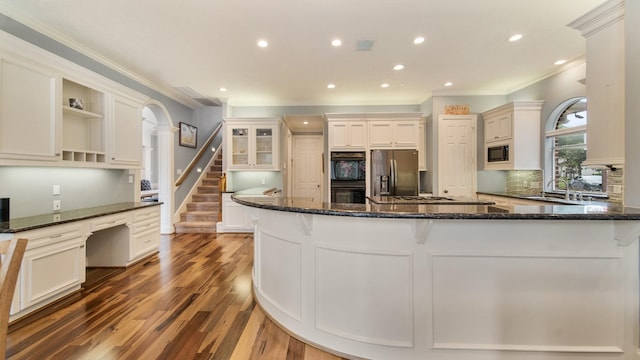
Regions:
[[175, 122, 223, 187]]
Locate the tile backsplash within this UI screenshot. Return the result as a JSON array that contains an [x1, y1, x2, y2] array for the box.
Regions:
[[505, 167, 624, 205], [506, 170, 543, 195]]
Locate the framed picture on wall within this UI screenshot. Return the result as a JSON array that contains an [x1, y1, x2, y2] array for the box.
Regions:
[[179, 122, 197, 148]]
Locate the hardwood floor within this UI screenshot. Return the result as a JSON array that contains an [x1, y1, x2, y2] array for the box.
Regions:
[[6, 233, 347, 360]]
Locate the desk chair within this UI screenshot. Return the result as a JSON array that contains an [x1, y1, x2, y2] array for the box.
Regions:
[[0, 238, 27, 360]]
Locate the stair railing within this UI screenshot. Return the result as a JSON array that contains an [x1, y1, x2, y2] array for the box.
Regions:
[[175, 122, 223, 187]]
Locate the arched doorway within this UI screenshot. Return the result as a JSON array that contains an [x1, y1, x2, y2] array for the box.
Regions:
[[143, 100, 177, 234]]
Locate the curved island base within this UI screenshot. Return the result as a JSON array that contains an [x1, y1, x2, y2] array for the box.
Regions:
[[237, 198, 640, 360]]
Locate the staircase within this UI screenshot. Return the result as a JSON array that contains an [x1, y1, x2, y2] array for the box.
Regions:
[[174, 152, 222, 233]]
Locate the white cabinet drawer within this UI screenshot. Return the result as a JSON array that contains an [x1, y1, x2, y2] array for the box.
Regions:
[[17, 223, 85, 250], [132, 229, 159, 258], [90, 213, 128, 231], [132, 217, 159, 235], [132, 207, 159, 222]]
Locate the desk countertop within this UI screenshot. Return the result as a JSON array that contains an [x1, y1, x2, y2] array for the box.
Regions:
[[0, 202, 162, 233]]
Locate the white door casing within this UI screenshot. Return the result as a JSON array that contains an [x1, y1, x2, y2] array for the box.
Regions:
[[291, 135, 323, 204], [437, 115, 477, 198]]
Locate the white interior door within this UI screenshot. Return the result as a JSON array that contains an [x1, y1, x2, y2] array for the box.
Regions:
[[292, 135, 323, 204], [437, 115, 477, 197]]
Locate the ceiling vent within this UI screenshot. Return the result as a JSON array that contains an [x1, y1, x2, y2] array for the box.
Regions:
[[173, 86, 222, 107], [355, 39, 375, 51]]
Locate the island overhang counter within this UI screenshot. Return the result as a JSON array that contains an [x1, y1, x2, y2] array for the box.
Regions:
[[232, 195, 640, 360]]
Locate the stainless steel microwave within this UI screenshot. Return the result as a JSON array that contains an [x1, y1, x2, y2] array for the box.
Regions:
[[487, 144, 509, 162]]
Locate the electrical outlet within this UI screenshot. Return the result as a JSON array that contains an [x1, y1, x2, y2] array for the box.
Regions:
[[530, 181, 540, 189], [523, 181, 528, 188], [53, 200, 61, 211]]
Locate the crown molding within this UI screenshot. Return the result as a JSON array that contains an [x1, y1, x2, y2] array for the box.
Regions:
[[0, 4, 198, 109]]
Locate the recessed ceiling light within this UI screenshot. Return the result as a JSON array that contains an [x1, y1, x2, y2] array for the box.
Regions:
[[381, 83, 390, 88], [508, 34, 523, 42], [444, 82, 453, 87], [219, 87, 227, 92], [257, 39, 269, 48], [393, 64, 404, 71], [327, 84, 336, 89], [413, 36, 425, 44], [554, 59, 567, 65], [303, 121, 309, 125], [331, 39, 342, 47]]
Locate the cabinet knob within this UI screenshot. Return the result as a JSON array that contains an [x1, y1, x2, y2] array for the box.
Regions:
[[444, 190, 449, 194]]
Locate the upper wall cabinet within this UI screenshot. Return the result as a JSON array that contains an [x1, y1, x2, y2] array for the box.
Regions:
[[483, 101, 544, 170], [224, 118, 281, 171], [109, 94, 143, 167], [569, 0, 625, 167], [0, 54, 60, 162], [368, 114, 420, 149], [326, 114, 367, 151], [0, 32, 148, 168]]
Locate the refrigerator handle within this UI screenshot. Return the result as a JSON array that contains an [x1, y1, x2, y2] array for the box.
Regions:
[[390, 159, 397, 194]]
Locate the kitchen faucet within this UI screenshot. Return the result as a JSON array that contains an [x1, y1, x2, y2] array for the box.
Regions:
[[546, 178, 571, 200]]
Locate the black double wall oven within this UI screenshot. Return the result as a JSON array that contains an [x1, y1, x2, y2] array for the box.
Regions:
[[330, 151, 366, 204]]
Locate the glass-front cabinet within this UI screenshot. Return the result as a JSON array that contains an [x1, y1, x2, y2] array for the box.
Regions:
[[225, 118, 280, 170]]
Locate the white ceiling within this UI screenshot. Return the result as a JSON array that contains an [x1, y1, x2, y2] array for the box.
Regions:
[[0, 0, 605, 108]]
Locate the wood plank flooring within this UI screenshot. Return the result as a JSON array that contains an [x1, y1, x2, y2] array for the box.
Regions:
[[6, 233, 347, 360]]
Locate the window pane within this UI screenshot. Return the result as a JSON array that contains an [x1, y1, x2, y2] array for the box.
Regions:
[[548, 97, 604, 194]]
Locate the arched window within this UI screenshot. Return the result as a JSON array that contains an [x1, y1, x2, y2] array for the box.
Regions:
[[545, 97, 604, 193]]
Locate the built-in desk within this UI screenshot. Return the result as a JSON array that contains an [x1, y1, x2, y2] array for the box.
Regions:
[[0, 202, 161, 322]]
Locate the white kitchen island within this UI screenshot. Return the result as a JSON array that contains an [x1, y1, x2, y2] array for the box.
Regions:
[[233, 196, 640, 360]]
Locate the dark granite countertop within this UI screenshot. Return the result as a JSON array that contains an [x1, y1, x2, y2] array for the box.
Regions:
[[476, 191, 611, 205], [232, 195, 640, 220], [0, 202, 162, 233]]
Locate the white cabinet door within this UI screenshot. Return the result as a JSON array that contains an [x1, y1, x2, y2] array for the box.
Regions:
[[0, 56, 60, 162], [368, 121, 418, 149], [393, 121, 419, 148], [109, 95, 142, 167], [226, 120, 280, 170], [329, 121, 367, 150], [220, 193, 253, 232], [368, 122, 394, 147], [484, 112, 512, 142], [20, 227, 86, 310]]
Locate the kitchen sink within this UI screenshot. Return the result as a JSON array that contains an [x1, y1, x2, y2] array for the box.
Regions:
[[523, 194, 605, 205]]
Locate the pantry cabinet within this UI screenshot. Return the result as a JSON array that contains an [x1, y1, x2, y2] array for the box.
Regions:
[[225, 118, 281, 170], [569, 0, 625, 167], [0, 54, 60, 162]]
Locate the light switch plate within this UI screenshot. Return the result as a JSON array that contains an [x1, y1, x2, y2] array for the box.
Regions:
[[53, 184, 60, 195]]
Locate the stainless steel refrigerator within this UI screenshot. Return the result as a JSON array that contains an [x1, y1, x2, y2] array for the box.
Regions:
[[370, 149, 418, 196]]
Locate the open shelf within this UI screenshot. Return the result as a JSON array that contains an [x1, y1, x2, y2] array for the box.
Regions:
[[62, 78, 105, 164]]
